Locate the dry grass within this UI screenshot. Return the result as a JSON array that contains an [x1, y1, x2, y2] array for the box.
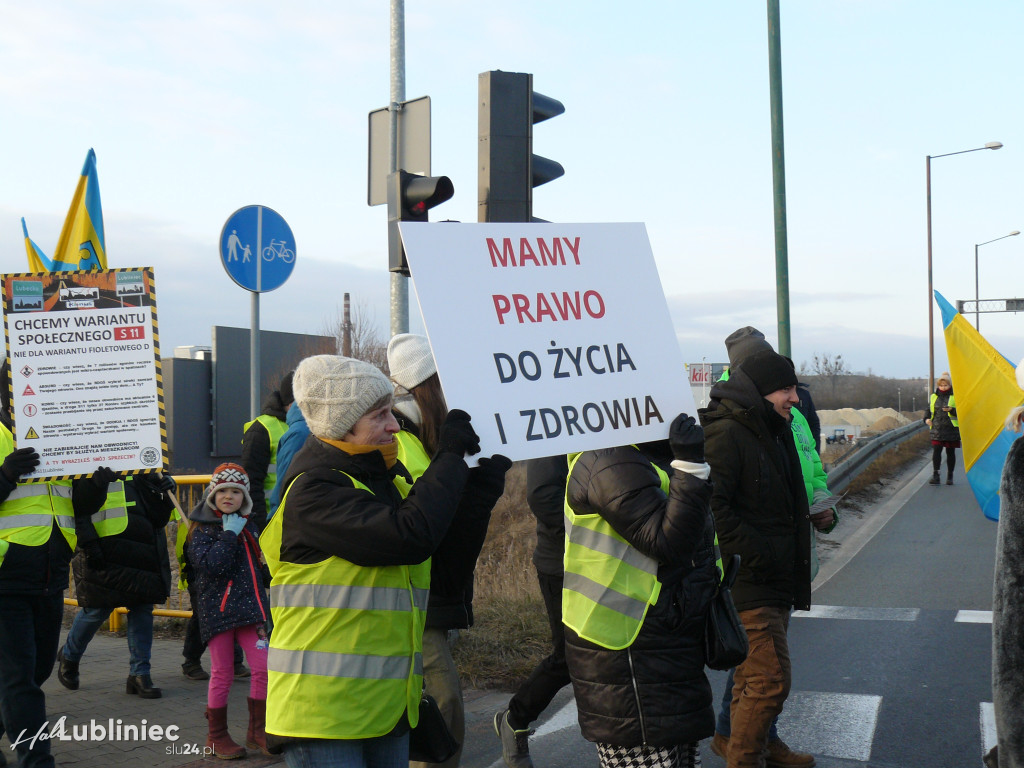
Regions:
[[842, 431, 931, 497], [453, 462, 552, 690]]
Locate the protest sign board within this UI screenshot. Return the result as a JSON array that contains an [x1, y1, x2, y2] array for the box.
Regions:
[[399, 222, 693, 463], [2, 268, 167, 479]]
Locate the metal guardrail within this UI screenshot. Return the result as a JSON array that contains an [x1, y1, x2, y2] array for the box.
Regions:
[[825, 420, 926, 494]]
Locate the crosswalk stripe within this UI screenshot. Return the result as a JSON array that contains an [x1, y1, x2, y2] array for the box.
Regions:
[[981, 702, 997, 755], [955, 610, 993, 623], [773, 691, 881, 761], [533, 700, 578, 738], [796, 605, 920, 621]]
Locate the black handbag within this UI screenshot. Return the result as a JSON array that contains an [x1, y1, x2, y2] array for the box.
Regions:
[[704, 553, 749, 671], [408, 693, 459, 764]]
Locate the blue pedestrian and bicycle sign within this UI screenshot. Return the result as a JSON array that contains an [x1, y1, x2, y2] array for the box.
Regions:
[[219, 205, 296, 292]]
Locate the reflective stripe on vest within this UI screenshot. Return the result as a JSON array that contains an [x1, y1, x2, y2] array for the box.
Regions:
[[561, 451, 664, 650], [243, 415, 287, 511], [0, 425, 77, 553], [262, 467, 429, 740]]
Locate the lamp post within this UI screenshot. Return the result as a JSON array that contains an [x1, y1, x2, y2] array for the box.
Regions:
[[926, 141, 1003, 391], [975, 230, 1020, 330]]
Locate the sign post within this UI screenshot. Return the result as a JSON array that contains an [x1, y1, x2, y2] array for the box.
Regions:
[[219, 206, 296, 419]]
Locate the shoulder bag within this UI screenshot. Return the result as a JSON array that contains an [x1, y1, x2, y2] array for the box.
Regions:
[[705, 552, 749, 670], [409, 693, 459, 764]]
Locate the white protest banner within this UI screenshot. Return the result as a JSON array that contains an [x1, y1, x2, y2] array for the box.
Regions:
[[399, 222, 694, 463], [3, 268, 167, 479]]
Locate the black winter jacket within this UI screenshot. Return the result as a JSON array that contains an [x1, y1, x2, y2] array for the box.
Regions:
[[276, 436, 470, 570], [527, 455, 568, 578], [187, 498, 270, 644], [240, 390, 289, 532], [392, 414, 503, 630], [699, 369, 812, 612], [927, 389, 960, 443], [563, 443, 717, 748], [71, 474, 174, 609]]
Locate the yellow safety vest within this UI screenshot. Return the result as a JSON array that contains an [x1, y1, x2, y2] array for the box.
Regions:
[[261, 469, 430, 740], [0, 425, 76, 567], [562, 452, 667, 650], [243, 415, 288, 511], [394, 430, 430, 492], [929, 393, 959, 428]]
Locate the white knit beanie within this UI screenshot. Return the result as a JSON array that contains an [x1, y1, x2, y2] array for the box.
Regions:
[[293, 355, 394, 440], [387, 334, 437, 391]]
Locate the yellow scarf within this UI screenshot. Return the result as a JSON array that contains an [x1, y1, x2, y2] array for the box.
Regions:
[[320, 436, 399, 469]]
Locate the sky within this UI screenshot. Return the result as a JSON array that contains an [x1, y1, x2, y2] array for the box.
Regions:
[[2, 1, 1023, 387]]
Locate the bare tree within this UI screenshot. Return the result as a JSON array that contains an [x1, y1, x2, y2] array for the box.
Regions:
[[320, 299, 389, 373], [810, 352, 849, 397]]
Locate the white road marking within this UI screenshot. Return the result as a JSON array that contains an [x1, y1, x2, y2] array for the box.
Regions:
[[532, 700, 579, 738], [955, 610, 993, 623], [796, 605, 920, 621], [779, 691, 881, 762], [981, 702, 997, 754]]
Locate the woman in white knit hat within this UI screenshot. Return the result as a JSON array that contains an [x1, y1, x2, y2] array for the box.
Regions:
[[387, 334, 511, 768], [261, 354, 492, 768]]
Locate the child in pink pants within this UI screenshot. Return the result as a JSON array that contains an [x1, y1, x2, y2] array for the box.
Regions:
[[187, 463, 270, 759]]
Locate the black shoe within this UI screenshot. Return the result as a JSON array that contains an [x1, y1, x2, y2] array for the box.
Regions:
[[57, 647, 79, 690], [929, 472, 941, 485], [126, 674, 162, 699], [947, 473, 954, 485], [182, 659, 210, 681], [234, 661, 251, 679]]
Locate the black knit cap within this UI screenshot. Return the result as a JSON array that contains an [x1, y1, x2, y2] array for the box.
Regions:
[[279, 370, 295, 406], [741, 349, 798, 396]]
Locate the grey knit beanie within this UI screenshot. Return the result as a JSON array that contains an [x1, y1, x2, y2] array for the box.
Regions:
[[387, 334, 437, 391], [293, 355, 394, 440], [725, 326, 773, 367]]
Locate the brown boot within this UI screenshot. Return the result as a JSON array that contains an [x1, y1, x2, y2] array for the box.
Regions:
[[765, 738, 815, 768], [205, 706, 246, 760], [710, 732, 729, 758], [246, 697, 271, 755]]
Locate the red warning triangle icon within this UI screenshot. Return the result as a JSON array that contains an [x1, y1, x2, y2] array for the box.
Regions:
[[22, 385, 35, 396]]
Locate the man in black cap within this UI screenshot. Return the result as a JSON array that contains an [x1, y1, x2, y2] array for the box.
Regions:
[[699, 348, 812, 768]]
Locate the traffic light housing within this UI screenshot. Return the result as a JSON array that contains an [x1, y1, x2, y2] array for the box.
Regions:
[[387, 169, 454, 275], [478, 70, 564, 223]]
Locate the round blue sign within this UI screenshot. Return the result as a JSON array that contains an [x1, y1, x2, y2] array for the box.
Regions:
[[219, 205, 296, 292]]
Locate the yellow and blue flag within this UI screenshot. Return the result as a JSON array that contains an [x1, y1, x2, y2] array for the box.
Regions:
[[22, 149, 107, 272], [936, 290, 1023, 520]]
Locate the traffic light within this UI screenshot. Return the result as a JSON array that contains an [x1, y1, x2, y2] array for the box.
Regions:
[[478, 70, 564, 223], [387, 169, 454, 275]]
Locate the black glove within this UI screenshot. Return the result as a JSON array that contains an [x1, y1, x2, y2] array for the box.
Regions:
[[436, 409, 481, 458], [72, 466, 118, 517], [669, 413, 705, 463], [83, 541, 107, 571], [154, 472, 176, 495], [91, 466, 118, 488], [1, 447, 39, 483], [468, 454, 513, 500]]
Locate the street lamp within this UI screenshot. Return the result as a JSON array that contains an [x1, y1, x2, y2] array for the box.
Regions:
[[975, 230, 1019, 330], [926, 141, 1003, 391]]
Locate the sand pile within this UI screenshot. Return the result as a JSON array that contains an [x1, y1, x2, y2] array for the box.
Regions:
[[817, 407, 910, 430]]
